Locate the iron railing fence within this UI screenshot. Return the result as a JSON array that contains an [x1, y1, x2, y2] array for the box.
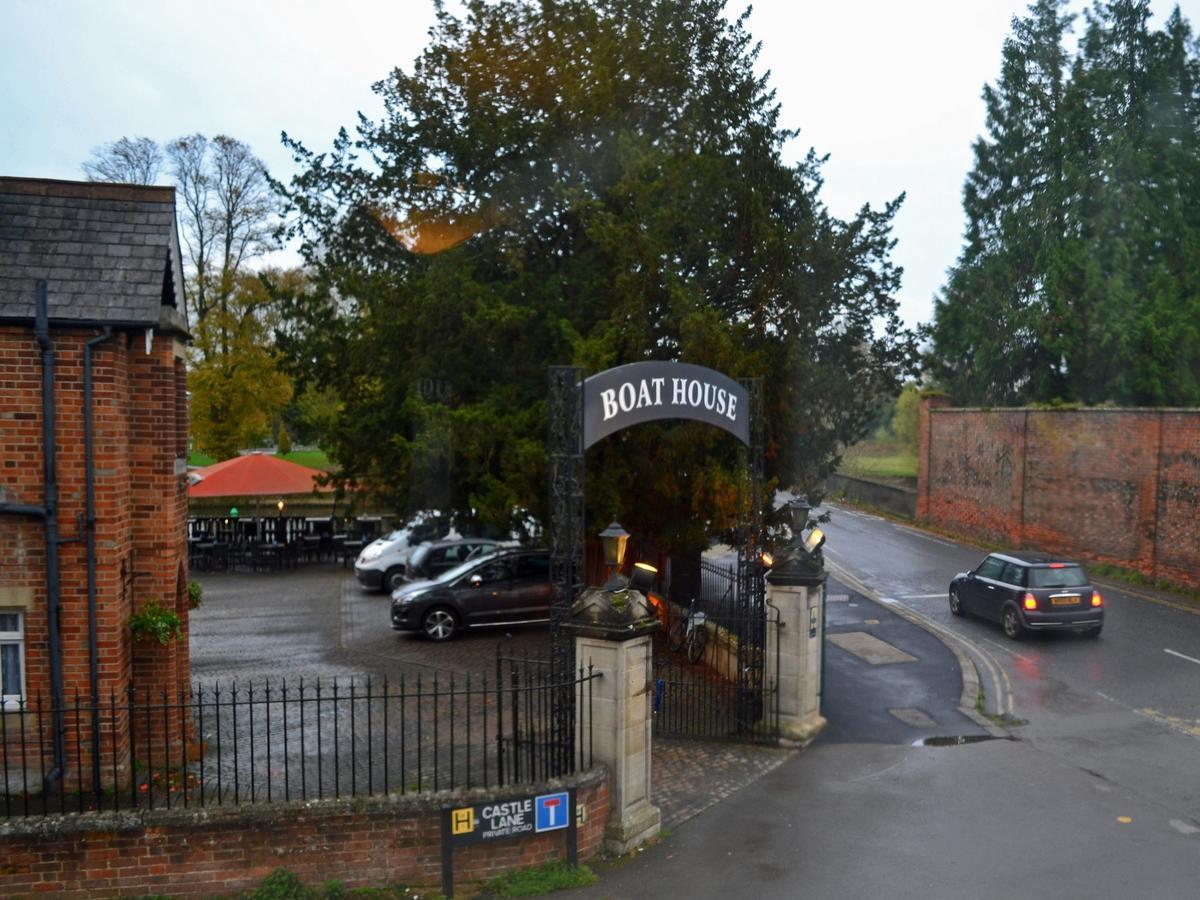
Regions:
[[1, 654, 597, 819]]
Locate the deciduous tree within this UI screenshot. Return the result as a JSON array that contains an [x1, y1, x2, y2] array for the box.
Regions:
[[82, 136, 163, 185], [188, 270, 295, 460]]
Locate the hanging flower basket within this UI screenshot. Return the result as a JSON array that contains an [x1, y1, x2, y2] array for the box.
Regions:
[[128, 598, 182, 645]]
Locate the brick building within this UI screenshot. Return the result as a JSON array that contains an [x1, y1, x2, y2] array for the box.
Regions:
[[0, 177, 191, 788]]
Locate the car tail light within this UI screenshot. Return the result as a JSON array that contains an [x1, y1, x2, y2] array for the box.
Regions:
[[1091, 591, 1103, 607], [1023, 593, 1038, 610]]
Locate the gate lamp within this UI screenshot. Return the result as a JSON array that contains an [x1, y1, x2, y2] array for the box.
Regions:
[[785, 496, 812, 539], [629, 561, 658, 593], [599, 521, 630, 587], [769, 495, 827, 581]]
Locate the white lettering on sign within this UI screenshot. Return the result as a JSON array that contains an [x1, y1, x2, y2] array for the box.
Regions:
[[602, 376, 739, 423], [481, 799, 532, 820]]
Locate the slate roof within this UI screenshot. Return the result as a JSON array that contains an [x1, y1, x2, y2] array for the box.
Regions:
[[0, 177, 189, 337]]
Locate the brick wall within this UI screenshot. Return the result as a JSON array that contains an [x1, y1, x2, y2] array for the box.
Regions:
[[1, 323, 190, 782], [0, 768, 609, 897], [918, 398, 1200, 589]]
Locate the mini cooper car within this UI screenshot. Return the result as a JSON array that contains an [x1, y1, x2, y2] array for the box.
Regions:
[[949, 552, 1103, 640], [390, 548, 553, 641]]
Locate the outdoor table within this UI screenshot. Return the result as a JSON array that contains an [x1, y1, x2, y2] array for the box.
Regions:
[[254, 542, 285, 571], [340, 539, 365, 568], [300, 535, 321, 562]]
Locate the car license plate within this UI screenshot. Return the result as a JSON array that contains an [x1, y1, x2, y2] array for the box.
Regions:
[[1051, 595, 1080, 606]]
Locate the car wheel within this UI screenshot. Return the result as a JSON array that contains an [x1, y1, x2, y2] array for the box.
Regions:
[[1002, 606, 1025, 641], [421, 607, 458, 642], [385, 567, 406, 592], [949, 586, 964, 617]]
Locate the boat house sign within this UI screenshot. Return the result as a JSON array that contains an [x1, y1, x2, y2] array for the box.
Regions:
[[582, 361, 749, 449]]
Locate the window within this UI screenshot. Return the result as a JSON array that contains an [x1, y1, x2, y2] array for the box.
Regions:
[[516, 554, 550, 579], [1000, 563, 1026, 587], [477, 559, 514, 584], [976, 557, 1006, 580], [1, 611, 25, 709], [1029, 565, 1088, 589]]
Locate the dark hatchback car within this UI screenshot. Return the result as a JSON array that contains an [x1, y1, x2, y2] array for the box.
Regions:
[[390, 548, 553, 641], [949, 551, 1103, 640]]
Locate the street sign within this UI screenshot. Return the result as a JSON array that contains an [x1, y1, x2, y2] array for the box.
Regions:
[[441, 789, 578, 897], [535, 791, 569, 832]]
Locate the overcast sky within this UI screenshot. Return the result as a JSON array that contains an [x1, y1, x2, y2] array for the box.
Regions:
[[2, 0, 1195, 329]]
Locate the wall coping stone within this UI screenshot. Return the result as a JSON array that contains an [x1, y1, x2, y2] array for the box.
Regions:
[[0, 765, 607, 838]]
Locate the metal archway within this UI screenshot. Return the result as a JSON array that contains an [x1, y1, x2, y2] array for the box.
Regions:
[[547, 364, 766, 744]]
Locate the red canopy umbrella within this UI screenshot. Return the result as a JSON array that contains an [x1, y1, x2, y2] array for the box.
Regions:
[[188, 453, 331, 499]]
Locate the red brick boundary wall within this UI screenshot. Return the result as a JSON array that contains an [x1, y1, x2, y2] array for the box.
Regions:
[[0, 768, 609, 897], [917, 397, 1200, 589]]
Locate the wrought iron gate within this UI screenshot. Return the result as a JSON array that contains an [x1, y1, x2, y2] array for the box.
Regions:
[[548, 366, 775, 745], [651, 559, 779, 741]]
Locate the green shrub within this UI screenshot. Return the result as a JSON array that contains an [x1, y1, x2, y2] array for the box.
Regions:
[[128, 599, 182, 645], [187, 580, 203, 609], [890, 383, 920, 454], [249, 869, 313, 900]]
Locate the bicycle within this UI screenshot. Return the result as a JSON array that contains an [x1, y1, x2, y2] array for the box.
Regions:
[[667, 597, 709, 664]]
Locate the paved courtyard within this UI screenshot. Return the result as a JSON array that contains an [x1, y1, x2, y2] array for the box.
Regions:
[[190, 563, 794, 829]]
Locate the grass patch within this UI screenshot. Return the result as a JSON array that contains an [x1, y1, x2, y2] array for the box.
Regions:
[[1089, 562, 1200, 601], [839, 440, 917, 479], [186, 450, 332, 470], [482, 861, 598, 897], [244, 869, 428, 899], [975, 690, 1025, 728], [280, 449, 332, 470]]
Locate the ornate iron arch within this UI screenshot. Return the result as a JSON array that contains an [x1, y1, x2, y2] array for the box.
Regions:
[[548, 364, 765, 667]]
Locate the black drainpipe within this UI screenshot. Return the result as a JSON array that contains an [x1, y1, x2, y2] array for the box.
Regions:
[[0, 281, 69, 788], [84, 326, 113, 790], [34, 280, 67, 787]]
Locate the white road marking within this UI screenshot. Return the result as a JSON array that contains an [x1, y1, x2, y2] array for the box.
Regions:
[[890, 524, 960, 548], [1165, 648, 1200, 667], [878, 597, 898, 604], [1169, 819, 1200, 835]]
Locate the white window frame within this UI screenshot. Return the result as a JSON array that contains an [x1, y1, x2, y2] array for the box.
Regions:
[[1, 609, 26, 710]]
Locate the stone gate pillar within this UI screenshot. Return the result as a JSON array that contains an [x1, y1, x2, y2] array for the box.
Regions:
[[571, 587, 661, 855], [765, 565, 827, 743]]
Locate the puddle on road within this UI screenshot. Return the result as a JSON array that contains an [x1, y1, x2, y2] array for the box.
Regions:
[[912, 734, 1017, 747]]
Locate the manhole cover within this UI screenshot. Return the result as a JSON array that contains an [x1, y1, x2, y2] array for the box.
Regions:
[[827, 632, 917, 665], [889, 707, 936, 728]]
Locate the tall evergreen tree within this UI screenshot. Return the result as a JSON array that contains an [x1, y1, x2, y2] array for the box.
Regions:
[[276, 0, 918, 549], [930, 0, 1075, 405], [930, 0, 1200, 407]]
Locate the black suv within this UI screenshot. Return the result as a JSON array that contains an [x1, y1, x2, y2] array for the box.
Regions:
[[949, 551, 1103, 640], [390, 548, 552, 641]]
